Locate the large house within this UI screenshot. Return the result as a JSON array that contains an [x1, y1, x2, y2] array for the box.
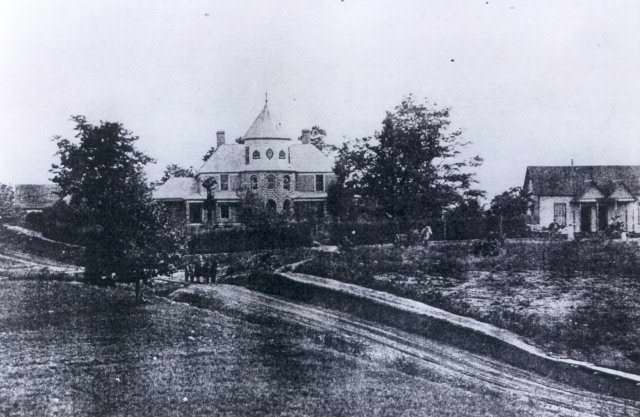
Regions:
[[524, 165, 640, 234], [154, 100, 335, 227]]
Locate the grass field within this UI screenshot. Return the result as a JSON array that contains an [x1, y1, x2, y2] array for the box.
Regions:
[[1, 278, 617, 417]]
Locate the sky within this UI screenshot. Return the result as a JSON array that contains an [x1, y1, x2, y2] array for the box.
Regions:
[[1, 0, 639, 199]]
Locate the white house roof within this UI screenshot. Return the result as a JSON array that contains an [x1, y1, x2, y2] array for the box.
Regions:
[[242, 101, 290, 141], [153, 177, 202, 200], [199, 143, 333, 173]]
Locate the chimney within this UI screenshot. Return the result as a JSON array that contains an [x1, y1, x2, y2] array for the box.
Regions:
[[300, 129, 311, 144], [216, 130, 226, 147]]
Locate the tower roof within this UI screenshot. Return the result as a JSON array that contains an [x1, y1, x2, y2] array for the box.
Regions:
[[242, 98, 290, 141]]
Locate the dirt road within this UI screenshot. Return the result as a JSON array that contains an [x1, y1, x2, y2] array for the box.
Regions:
[[173, 284, 640, 417]]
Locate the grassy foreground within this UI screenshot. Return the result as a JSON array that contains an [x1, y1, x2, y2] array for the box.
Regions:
[[0, 278, 586, 417]]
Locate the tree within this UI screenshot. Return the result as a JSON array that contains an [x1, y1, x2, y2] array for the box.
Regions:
[[50, 115, 185, 301], [488, 186, 531, 237], [299, 125, 337, 155], [237, 188, 285, 229], [157, 163, 195, 185], [202, 147, 216, 162], [337, 95, 484, 227], [0, 183, 17, 223], [445, 198, 486, 240]]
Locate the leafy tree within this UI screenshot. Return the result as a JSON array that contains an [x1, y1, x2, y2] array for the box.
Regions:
[[0, 183, 17, 223], [50, 115, 186, 301], [202, 146, 216, 162], [299, 125, 337, 155], [157, 163, 195, 185], [445, 198, 486, 240], [337, 95, 484, 226], [487, 186, 531, 237], [236, 188, 287, 229], [489, 186, 530, 217]]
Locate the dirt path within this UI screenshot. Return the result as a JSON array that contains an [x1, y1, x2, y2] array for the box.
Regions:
[[278, 270, 640, 385], [173, 284, 640, 416]]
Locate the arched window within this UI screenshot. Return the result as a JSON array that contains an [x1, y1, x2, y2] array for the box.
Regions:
[[267, 199, 277, 213], [250, 175, 258, 190], [279, 150, 286, 159], [283, 199, 291, 214], [266, 148, 274, 159], [267, 174, 276, 189], [252, 150, 261, 159], [283, 175, 291, 191]]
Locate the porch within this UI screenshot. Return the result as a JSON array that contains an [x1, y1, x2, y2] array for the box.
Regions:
[[572, 199, 636, 233]]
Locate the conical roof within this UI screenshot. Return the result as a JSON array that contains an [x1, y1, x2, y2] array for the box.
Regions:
[[242, 99, 290, 140]]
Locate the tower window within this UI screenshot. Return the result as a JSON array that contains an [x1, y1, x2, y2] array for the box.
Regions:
[[283, 175, 291, 191], [315, 174, 324, 192], [279, 150, 286, 159], [267, 174, 276, 189], [252, 150, 260, 159], [250, 175, 258, 190], [266, 148, 274, 159]]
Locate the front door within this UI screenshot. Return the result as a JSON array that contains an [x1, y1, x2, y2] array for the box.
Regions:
[[580, 205, 591, 233]]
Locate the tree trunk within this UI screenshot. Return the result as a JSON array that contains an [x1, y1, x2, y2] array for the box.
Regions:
[[135, 279, 143, 303]]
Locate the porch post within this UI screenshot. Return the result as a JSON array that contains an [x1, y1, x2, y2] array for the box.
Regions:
[[596, 202, 599, 232]]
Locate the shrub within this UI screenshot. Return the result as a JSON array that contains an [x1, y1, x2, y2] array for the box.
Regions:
[[189, 224, 313, 253], [329, 222, 397, 245]]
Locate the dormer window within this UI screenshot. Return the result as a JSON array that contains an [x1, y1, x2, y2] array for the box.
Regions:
[[279, 150, 286, 159], [252, 150, 261, 159], [266, 148, 274, 159]]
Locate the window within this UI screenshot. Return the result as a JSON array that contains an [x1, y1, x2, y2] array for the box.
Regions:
[[315, 174, 324, 192], [553, 203, 567, 226], [267, 199, 277, 213], [283, 175, 291, 191], [279, 150, 286, 159], [266, 148, 274, 159], [220, 174, 229, 191], [252, 150, 260, 159], [250, 175, 258, 190], [283, 199, 291, 214], [220, 204, 230, 219], [189, 203, 203, 224], [267, 174, 276, 189]]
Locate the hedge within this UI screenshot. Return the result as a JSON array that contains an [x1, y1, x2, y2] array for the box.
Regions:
[[189, 224, 313, 253]]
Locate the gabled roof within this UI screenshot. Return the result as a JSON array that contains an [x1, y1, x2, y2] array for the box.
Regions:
[[524, 165, 640, 198], [199, 143, 333, 173], [153, 177, 202, 200], [576, 183, 604, 202], [242, 101, 289, 141], [14, 184, 60, 210], [609, 183, 635, 201]]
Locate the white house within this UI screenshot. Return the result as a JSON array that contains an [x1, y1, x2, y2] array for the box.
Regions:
[[524, 165, 640, 234]]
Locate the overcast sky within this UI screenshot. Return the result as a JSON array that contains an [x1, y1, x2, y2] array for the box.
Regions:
[[1, 0, 639, 199]]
